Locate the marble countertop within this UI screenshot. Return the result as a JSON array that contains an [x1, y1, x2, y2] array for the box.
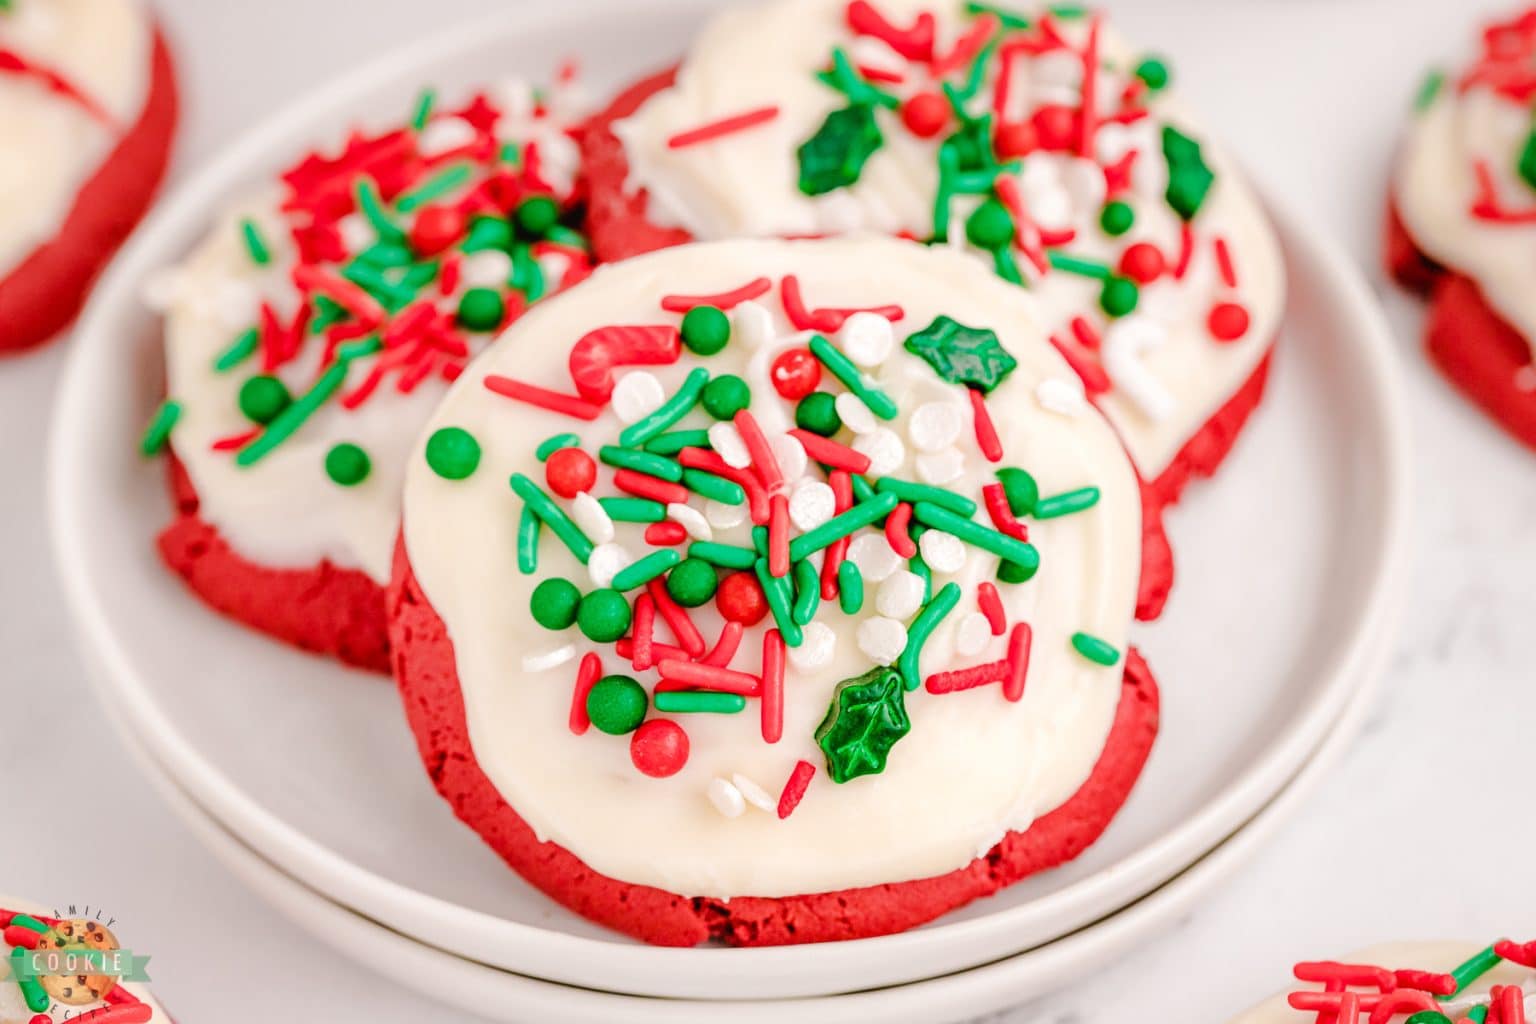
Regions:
[[3, 0, 1533, 1020]]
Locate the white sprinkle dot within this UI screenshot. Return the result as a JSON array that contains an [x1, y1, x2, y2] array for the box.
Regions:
[[571, 492, 614, 543], [836, 392, 879, 435], [918, 530, 966, 574], [733, 301, 775, 349], [908, 402, 965, 453], [956, 612, 993, 657], [857, 617, 909, 665], [771, 433, 808, 485], [706, 499, 747, 529], [789, 480, 837, 531], [460, 250, 514, 290], [853, 428, 905, 477], [1036, 377, 1087, 417], [587, 543, 633, 588], [612, 372, 666, 424], [876, 570, 926, 620], [707, 778, 746, 818], [789, 621, 837, 670], [916, 448, 965, 485], [521, 644, 576, 672], [708, 422, 752, 468], [839, 311, 896, 367], [732, 773, 777, 813], [667, 503, 712, 542], [848, 533, 903, 582]]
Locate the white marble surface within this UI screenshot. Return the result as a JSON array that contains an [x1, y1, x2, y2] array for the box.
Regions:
[[2, 0, 1534, 1020]]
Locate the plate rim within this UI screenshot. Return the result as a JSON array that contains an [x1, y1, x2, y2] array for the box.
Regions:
[[47, 0, 1413, 1000]]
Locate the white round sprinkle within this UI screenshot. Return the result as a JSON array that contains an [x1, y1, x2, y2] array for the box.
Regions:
[[839, 311, 896, 367], [956, 612, 994, 657], [460, 250, 514, 290], [338, 214, 374, 254], [570, 492, 614, 543], [771, 433, 808, 485], [857, 617, 909, 665], [587, 543, 633, 588], [667, 502, 712, 542], [1102, 316, 1174, 420], [1036, 377, 1087, 417], [848, 533, 903, 582], [916, 448, 965, 485], [835, 392, 879, 435], [789, 480, 837, 531], [707, 778, 746, 819], [731, 773, 777, 814], [733, 301, 775, 349], [789, 621, 837, 671], [705, 499, 747, 529], [521, 644, 576, 672], [417, 116, 479, 156], [908, 401, 965, 453], [918, 530, 966, 574], [707, 422, 752, 468], [611, 372, 666, 424], [876, 570, 926, 620], [853, 428, 905, 477]]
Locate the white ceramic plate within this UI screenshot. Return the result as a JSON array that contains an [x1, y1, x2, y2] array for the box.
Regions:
[[49, 0, 1411, 1002], [99, 621, 1386, 1024]]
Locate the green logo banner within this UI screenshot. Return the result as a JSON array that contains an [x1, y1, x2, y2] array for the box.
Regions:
[[14, 949, 152, 982]]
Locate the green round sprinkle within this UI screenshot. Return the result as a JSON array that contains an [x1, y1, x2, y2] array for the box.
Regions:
[[680, 305, 731, 355], [1099, 200, 1135, 237], [577, 589, 632, 643], [325, 443, 371, 486], [536, 433, 581, 461], [965, 198, 1015, 250], [426, 427, 481, 479], [515, 195, 561, 236], [701, 374, 751, 420], [530, 578, 581, 630], [998, 559, 1035, 584], [1099, 276, 1139, 317], [1135, 56, 1170, 91], [795, 392, 842, 436], [666, 558, 718, 607], [996, 468, 1039, 516], [1071, 632, 1121, 666], [457, 288, 506, 332], [238, 375, 292, 425], [586, 675, 648, 735]]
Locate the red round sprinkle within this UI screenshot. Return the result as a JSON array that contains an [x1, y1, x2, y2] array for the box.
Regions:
[[716, 571, 769, 625], [900, 91, 951, 138], [994, 120, 1037, 159], [1030, 104, 1079, 151], [1118, 242, 1165, 284], [1208, 301, 1251, 342], [631, 719, 689, 777], [770, 348, 822, 400], [545, 447, 596, 498], [409, 205, 467, 257]]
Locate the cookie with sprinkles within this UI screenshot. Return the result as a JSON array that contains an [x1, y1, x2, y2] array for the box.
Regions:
[[581, 0, 1285, 619], [1230, 940, 1536, 1023], [0, 0, 177, 353], [1388, 7, 1536, 452], [2, 897, 167, 1022], [145, 76, 593, 673], [389, 236, 1159, 946]]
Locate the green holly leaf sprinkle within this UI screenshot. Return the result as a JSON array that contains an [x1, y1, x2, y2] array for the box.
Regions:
[[1162, 125, 1216, 222], [816, 667, 911, 784], [798, 105, 883, 196], [903, 316, 1018, 393]]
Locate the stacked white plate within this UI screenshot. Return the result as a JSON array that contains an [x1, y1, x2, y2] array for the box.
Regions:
[[48, 2, 1411, 1019]]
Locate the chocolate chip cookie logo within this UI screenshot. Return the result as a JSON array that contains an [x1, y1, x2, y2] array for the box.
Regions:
[[9, 907, 151, 1009]]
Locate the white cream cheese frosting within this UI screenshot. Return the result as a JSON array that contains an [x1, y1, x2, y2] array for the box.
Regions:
[[1230, 942, 1536, 1023], [1, 896, 168, 1022], [611, 0, 1283, 478], [0, 0, 151, 276], [1397, 11, 1536, 358], [156, 81, 588, 585], [402, 236, 1143, 898]]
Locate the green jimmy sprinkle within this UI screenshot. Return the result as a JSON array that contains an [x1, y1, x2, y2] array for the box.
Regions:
[[213, 327, 260, 372], [689, 542, 758, 570], [139, 400, 182, 456], [1071, 632, 1121, 667], [536, 433, 582, 461], [240, 219, 272, 266], [1034, 486, 1101, 520], [754, 557, 803, 648], [619, 368, 709, 448], [598, 446, 683, 482], [511, 472, 594, 563], [837, 560, 864, 614], [599, 497, 666, 523], [643, 429, 711, 456], [898, 583, 961, 692], [681, 467, 745, 505], [807, 334, 898, 421], [610, 549, 683, 592], [792, 559, 821, 626], [517, 505, 541, 574], [788, 492, 899, 563], [654, 691, 747, 715]]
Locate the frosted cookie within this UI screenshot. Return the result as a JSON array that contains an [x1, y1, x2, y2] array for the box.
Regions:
[[142, 79, 591, 673], [2, 898, 168, 1022], [0, 0, 177, 353], [582, 1, 1284, 617], [1232, 939, 1536, 1023], [389, 236, 1159, 946], [1389, 7, 1536, 451]]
